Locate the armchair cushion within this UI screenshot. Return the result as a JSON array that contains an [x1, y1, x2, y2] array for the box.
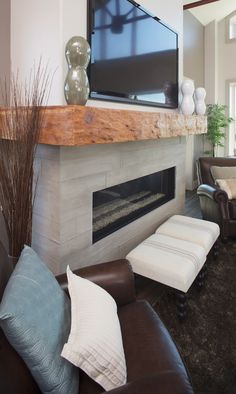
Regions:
[[0, 246, 79, 394], [211, 166, 236, 182], [216, 179, 236, 200], [228, 200, 236, 219], [61, 266, 127, 392], [117, 300, 193, 393]]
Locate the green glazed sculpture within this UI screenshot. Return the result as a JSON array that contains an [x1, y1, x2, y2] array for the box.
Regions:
[[64, 36, 91, 105]]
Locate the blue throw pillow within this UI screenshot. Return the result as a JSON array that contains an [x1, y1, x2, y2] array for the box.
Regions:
[[0, 245, 79, 394]]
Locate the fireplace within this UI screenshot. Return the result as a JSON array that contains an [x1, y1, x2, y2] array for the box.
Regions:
[[93, 167, 175, 243]]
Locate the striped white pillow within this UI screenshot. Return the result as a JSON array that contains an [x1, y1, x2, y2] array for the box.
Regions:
[[61, 266, 127, 391]]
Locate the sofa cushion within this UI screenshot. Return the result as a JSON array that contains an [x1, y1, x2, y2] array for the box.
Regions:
[[61, 267, 127, 392], [118, 300, 190, 383], [0, 245, 79, 394], [229, 200, 236, 219], [103, 374, 194, 394], [211, 166, 236, 182], [216, 179, 236, 200], [78, 300, 193, 394]]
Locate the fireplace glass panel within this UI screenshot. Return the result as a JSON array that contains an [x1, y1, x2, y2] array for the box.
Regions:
[[93, 167, 175, 243]]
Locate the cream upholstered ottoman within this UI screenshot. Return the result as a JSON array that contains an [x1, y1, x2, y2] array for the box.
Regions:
[[126, 233, 207, 319], [126, 216, 220, 319], [155, 215, 220, 255]]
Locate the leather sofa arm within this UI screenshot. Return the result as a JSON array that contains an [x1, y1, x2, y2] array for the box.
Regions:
[[197, 184, 228, 203], [56, 259, 136, 307], [197, 183, 230, 224], [106, 372, 194, 394]]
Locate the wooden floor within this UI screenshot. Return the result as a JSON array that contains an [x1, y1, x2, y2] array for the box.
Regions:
[[136, 189, 202, 304], [184, 190, 202, 219]]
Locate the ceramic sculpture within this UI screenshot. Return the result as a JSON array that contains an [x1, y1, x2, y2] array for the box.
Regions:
[[194, 87, 206, 115], [180, 79, 195, 115], [64, 36, 90, 105]]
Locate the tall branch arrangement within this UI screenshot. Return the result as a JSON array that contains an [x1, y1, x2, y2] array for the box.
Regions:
[[0, 64, 51, 260]]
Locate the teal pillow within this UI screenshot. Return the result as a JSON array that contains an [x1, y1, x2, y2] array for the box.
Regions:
[[0, 245, 79, 394]]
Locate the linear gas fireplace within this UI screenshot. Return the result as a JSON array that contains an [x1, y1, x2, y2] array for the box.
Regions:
[[93, 167, 175, 243]]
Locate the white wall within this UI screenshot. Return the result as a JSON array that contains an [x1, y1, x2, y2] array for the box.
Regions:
[[0, 0, 10, 250], [11, 0, 183, 109], [183, 11, 204, 87], [205, 21, 218, 105], [11, 0, 64, 105], [183, 10, 205, 189], [218, 16, 236, 156], [0, 0, 11, 104], [200, 18, 232, 158], [204, 15, 236, 156], [218, 16, 236, 104]]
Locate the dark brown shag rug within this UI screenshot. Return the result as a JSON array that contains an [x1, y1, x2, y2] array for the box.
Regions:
[[154, 240, 236, 394]]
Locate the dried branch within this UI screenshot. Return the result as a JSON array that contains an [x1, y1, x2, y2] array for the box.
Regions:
[[0, 62, 52, 260]]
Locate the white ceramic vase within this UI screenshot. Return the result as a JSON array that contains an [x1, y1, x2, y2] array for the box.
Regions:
[[194, 87, 206, 115], [180, 79, 195, 115]]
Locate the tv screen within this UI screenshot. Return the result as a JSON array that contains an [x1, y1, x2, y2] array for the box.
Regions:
[[87, 0, 178, 108]]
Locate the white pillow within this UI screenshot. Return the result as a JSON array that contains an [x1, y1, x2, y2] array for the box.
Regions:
[[61, 266, 127, 391], [216, 178, 236, 200]]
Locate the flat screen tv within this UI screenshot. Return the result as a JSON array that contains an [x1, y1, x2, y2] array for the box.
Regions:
[[87, 0, 179, 108]]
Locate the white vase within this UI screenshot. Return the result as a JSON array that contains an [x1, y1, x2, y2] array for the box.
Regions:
[[194, 87, 206, 115], [180, 79, 195, 115]]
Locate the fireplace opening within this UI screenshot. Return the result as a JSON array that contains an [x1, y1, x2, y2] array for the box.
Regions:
[[93, 167, 175, 243]]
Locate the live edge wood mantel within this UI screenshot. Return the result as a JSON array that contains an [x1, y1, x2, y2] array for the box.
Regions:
[[0, 105, 207, 146]]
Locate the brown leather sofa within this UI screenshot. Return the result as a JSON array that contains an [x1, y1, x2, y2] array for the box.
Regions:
[[0, 240, 194, 394], [197, 157, 236, 241]]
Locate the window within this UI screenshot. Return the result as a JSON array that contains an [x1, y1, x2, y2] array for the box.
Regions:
[[226, 11, 236, 42], [228, 82, 236, 156]]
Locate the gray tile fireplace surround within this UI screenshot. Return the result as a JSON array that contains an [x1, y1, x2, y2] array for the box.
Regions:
[[32, 137, 186, 275]]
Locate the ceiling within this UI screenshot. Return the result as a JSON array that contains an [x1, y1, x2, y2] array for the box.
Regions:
[[183, 0, 236, 25]]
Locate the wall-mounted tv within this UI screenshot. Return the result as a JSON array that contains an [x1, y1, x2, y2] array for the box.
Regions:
[[87, 0, 179, 109]]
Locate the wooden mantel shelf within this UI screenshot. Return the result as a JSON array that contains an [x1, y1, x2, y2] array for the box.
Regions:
[[0, 105, 207, 146]]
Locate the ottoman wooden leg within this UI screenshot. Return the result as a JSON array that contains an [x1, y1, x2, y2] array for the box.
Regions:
[[196, 265, 207, 290], [212, 239, 219, 260], [176, 291, 188, 320]]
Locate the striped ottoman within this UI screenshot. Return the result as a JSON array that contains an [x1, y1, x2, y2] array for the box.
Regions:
[[126, 216, 220, 319], [155, 215, 220, 255], [126, 233, 206, 319]]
